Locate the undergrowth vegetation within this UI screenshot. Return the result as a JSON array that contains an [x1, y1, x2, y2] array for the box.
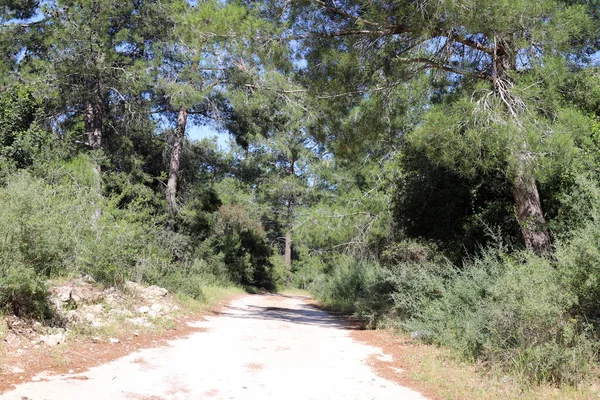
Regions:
[[307, 239, 600, 386], [0, 154, 275, 317]]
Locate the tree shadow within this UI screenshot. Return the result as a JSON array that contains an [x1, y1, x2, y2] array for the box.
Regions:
[[216, 301, 360, 330]]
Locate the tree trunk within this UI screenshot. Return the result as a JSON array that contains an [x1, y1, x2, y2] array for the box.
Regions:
[[284, 195, 295, 270], [166, 107, 188, 212], [284, 227, 293, 270], [493, 38, 551, 256], [84, 97, 103, 224], [512, 169, 551, 256], [284, 158, 296, 270], [85, 100, 102, 151]]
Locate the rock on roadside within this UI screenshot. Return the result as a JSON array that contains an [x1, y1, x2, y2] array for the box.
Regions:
[[39, 332, 66, 347]]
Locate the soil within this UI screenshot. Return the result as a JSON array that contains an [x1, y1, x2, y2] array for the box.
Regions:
[[350, 330, 443, 400]]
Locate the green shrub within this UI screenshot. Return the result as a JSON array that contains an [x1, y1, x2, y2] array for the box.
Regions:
[[556, 220, 600, 319], [156, 270, 206, 300], [270, 253, 292, 291], [405, 249, 506, 355], [310, 256, 380, 313], [391, 259, 454, 315], [308, 242, 454, 327], [76, 216, 161, 285], [291, 246, 326, 289], [0, 263, 50, 318], [0, 173, 81, 277], [153, 256, 233, 300], [307, 240, 454, 328], [214, 204, 275, 290], [548, 173, 600, 237], [380, 240, 444, 265], [406, 250, 597, 385]]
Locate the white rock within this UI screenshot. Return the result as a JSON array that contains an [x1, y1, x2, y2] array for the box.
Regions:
[[109, 338, 120, 344], [104, 294, 119, 306], [83, 303, 103, 315], [39, 332, 66, 347], [127, 317, 153, 328], [68, 369, 75, 374], [52, 286, 73, 302], [70, 287, 104, 304], [109, 309, 133, 317], [66, 310, 83, 323], [137, 306, 150, 314], [150, 304, 163, 313], [144, 285, 168, 299], [91, 319, 105, 328]]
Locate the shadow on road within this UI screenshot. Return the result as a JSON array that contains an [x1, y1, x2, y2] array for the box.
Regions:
[[216, 300, 360, 330]]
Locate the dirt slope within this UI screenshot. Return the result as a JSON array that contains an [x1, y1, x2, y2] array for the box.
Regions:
[[2, 294, 426, 400]]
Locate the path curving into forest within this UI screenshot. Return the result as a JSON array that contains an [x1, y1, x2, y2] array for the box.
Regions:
[[2, 295, 426, 400]]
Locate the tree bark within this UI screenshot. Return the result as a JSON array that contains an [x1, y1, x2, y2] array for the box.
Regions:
[[166, 107, 188, 212], [84, 95, 103, 225], [284, 195, 295, 270], [512, 170, 551, 256], [284, 226, 293, 269], [284, 158, 296, 270], [85, 100, 102, 151]]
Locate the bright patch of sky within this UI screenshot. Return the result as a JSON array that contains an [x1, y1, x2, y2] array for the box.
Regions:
[[188, 123, 231, 150]]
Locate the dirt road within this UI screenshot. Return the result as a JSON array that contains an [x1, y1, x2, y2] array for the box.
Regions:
[[2, 294, 426, 400]]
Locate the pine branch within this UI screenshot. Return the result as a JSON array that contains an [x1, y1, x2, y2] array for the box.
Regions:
[[0, 19, 46, 28], [396, 57, 491, 81], [310, 0, 384, 29]]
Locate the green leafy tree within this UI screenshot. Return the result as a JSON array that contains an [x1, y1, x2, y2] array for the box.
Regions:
[[154, 0, 281, 211], [278, 0, 597, 255], [223, 70, 319, 270]]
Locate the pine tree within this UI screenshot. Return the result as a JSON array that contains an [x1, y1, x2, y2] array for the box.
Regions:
[[154, 0, 276, 211], [278, 0, 597, 255]]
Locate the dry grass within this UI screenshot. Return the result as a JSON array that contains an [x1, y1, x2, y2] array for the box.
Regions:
[[408, 346, 600, 399], [352, 328, 600, 400]]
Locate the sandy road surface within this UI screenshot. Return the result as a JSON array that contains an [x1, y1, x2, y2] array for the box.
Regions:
[[2, 294, 426, 400]]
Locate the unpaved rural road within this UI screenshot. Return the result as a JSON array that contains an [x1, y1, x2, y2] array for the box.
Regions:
[[2, 295, 426, 400]]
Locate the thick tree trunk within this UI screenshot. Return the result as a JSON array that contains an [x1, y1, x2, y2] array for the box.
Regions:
[[166, 107, 188, 212], [85, 100, 102, 151], [511, 169, 551, 256], [493, 39, 551, 256]]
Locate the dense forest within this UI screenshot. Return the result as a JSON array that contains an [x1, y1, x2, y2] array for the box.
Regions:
[[3, 0, 600, 388]]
